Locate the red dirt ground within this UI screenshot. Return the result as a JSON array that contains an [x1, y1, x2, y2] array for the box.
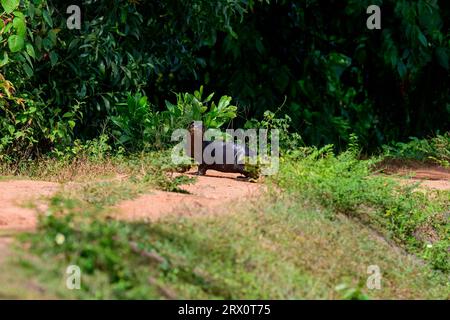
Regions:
[[0, 166, 450, 232], [0, 170, 262, 231], [0, 165, 448, 232], [114, 170, 262, 221], [0, 180, 59, 232], [380, 163, 450, 191]]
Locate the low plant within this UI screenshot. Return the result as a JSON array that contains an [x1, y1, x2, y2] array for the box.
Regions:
[[382, 133, 450, 167], [273, 145, 449, 272], [245, 110, 304, 153], [110, 87, 237, 151]]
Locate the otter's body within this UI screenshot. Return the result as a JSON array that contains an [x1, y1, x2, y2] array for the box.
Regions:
[[197, 140, 256, 177], [187, 122, 257, 178]]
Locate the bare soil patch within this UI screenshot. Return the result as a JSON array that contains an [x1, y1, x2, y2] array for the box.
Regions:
[[378, 161, 450, 191], [115, 170, 262, 221], [0, 180, 59, 232]]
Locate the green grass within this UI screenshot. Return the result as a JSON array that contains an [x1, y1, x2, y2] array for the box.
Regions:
[[275, 146, 449, 272], [0, 145, 448, 299], [2, 192, 448, 299]]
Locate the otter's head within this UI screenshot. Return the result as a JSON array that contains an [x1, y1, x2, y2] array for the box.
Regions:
[[188, 121, 205, 135], [186, 121, 204, 160]]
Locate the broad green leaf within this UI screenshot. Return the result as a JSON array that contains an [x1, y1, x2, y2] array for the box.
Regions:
[[22, 51, 33, 67], [8, 34, 24, 52], [12, 10, 24, 18], [28, 3, 35, 19], [23, 63, 33, 77], [3, 22, 12, 33], [43, 10, 53, 28], [397, 61, 407, 78], [418, 31, 427, 47], [35, 36, 42, 51], [26, 43, 35, 59], [205, 92, 215, 103], [42, 38, 53, 51], [435, 47, 449, 70], [0, 51, 8, 67], [13, 16, 26, 37], [49, 51, 58, 67], [101, 95, 111, 110], [68, 120, 76, 129], [47, 29, 58, 45], [1, 0, 19, 14]]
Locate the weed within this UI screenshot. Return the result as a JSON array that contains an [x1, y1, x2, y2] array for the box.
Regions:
[[272, 147, 450, 272], [382, 133, 450, 167]]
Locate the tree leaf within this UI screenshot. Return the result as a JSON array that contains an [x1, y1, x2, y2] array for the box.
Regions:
[[418, 31, 427, 47], [12, 15, 26, 37], [49, 51, 59, 67], [1, 0, 19, 14], [23, 63, 33, 77], [8, 35, 25, 52], [397, 61, 407, 78], [43, 10, 53, 28], [0, 51, 9, 67], [26, 43, 35, 59], [435, 47, 449, 70]]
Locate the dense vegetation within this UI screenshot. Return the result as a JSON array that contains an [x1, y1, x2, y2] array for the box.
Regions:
[[1, 0, 449, 160], [0, 1, 448, 300], [1, 146, 448, 299]]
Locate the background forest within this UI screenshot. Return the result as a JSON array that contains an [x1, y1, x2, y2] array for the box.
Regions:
[[0, 0, 449, 300], [0, 0, 449, 160]]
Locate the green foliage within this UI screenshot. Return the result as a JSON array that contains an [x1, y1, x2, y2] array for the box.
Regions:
[[1, 0, 449, 158], [164, 85, 237, 129], [383, 133, 450, 167], [15, 176, 449, 299], [111, 87, 237, 151], [245, 110, 303, 153], [50, 134, 114, 162], [334, 283, 370, 300], [19, 0, 247, 139], [0, 75, 80, 161], [0, 0, 81, 160], [274, 146, 450, 272], [205, 0, 449, 148], [110, 93, 156, 149]]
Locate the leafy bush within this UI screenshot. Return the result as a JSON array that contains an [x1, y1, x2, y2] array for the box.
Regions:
[[204, 0, 450, 148], [0, 0, 81, 160], [2, 0, 449, 159], [245, 110, 304, 153], [382, 133, 450, 167], [274, 145, 450, 272], [0, 75, 80, 161], [110, 87, 237, 151]]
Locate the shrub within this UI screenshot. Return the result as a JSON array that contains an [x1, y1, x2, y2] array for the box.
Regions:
[[274, 145, 450, 272], [382, 133, 450, 167], [110, 87, 237, 151]]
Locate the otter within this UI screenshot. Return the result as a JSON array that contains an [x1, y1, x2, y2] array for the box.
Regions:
[[186, 122, 258, 178]]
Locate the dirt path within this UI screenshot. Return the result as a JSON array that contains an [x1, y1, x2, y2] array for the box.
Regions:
[[0, 165, 446, 299], [0, 171, 261, 291], [0, 163, 448, 232], [380, 164, 450, 191], [0, 180, 59, 232], [0, 171, 262, 232], [115, 170, 262, 221]]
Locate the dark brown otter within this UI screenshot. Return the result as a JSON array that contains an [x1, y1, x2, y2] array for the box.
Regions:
[[186, 122, 258, 178]]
